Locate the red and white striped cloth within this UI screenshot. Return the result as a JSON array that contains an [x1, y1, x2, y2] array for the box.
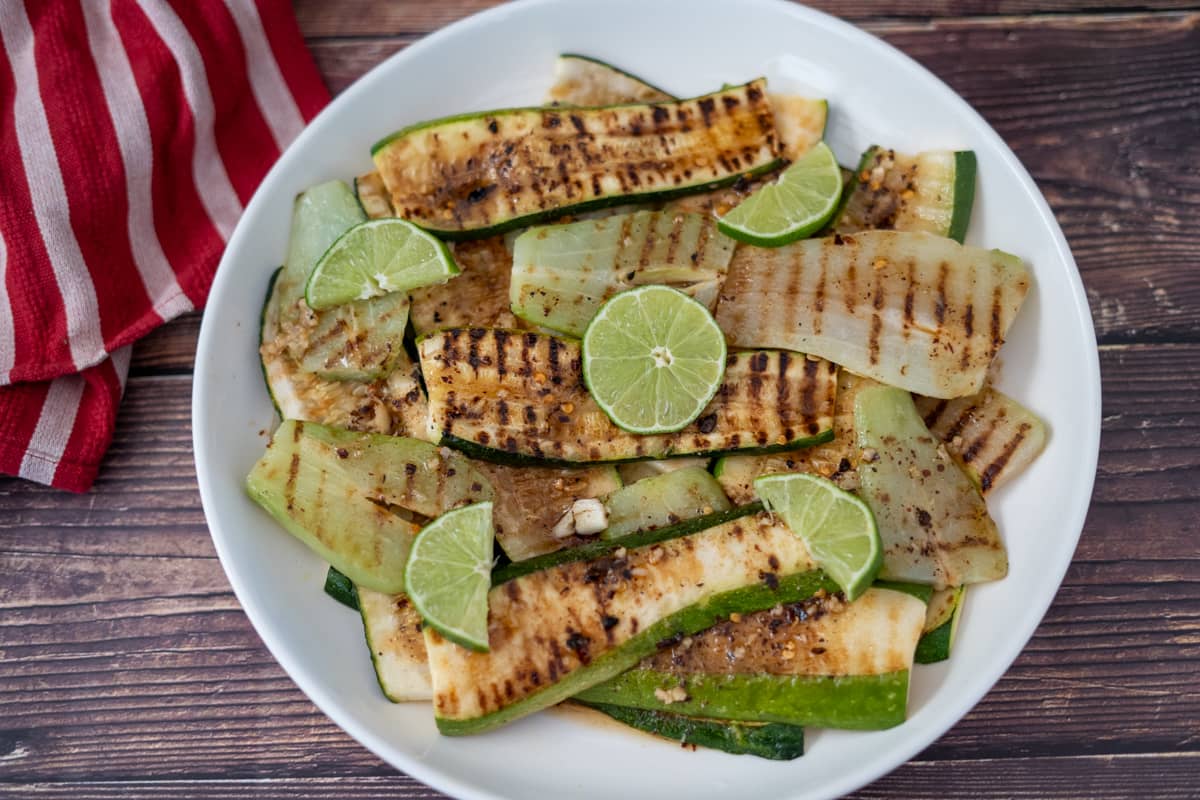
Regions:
[[0, 0, 329, 491]]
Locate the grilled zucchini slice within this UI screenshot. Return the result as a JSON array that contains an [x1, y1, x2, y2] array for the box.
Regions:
[[914, 387, 1048, 494], [355, 171, 394, 219], [479, 462, 622, 561], [509, 210, 736, 337], [601, 466, 731, 540], [546, 54, 673, 106], [418, 329, 837, 465], [714, 371, 876, 505], [915, 585, 966, 664], [357, 587, 433, 701], [836, 146, 976, 243], [575, 702, 805, 760], [260, 180, 427, 433], [714, 230, 1031, 399], [409, 236, 523, 335], [370, 79, 783, 239], [576, 586, 925, 730], [424, 510, 831, 735], [856, 386, 1006, 589], [245, 421, 493, 593]]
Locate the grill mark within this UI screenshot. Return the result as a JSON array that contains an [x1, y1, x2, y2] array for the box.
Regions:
[[800, 357, 818, 421], [989, 284, 1004, 356], [750, 352, 769, 372], [308, 317, 348, 351], [284, 452, 300, 512], [664, 215, 684, 264], [935, 262, 949, 328], [961, 419, 997, 464], [979, 422, 1031, 492], [868, 264, 884, 365], [637, 218, 657, 268], [902, 259, 916, 340], [813, 249, 827, 335], [776, 351, 791, 411], [493, 330, 510, 376], [698, 97, 716, 127], [922, 399, 951, 429], [523, 404, 537, 425], [843, 262, 857, 315], [520, 332, 536, 377], [497, 399, 510, 426], [960, 302, 975, 369], [941, 404, 975, 443], [694, 214, 712, 260], [547, 336, 562, 385]]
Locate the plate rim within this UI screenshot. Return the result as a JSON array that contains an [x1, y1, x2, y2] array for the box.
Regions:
[[192, 1, 1102, 797]]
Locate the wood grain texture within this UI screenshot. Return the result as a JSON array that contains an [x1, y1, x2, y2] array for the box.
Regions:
[[293, 0, 1200, 37], [2, 751, 1199, 799], [4, 3, 1198, 798]]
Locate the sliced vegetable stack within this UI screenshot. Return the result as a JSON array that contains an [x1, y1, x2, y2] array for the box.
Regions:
[[244, 53, 1047, 761]]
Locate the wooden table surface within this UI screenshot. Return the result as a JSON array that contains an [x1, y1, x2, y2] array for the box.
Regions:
[[3, 1, 1199, 797]]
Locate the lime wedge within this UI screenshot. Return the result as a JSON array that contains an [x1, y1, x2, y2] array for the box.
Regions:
[[404, 501, 494, 652], [305, 218, 459, 310], [718, 141, 842, 247], [582, 286, 727, 434], [754, 472, 881, 601]]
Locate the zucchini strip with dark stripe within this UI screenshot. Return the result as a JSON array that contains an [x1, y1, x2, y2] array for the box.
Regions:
[[914, 387, 1048, 494], [371, 79, 783, 239], [417, 329, 837, 465], [425, 510, 832, 735], [576, 586, 925, 730], [714, 230, 1031, 399]]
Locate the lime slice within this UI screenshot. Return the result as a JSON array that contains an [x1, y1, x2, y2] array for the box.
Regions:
[[754, 472, 881, 601], [404, 501, 494, 652], [582, 286, 727, 434], [304, 218, 459, 310], [717, 141, 842, 247]]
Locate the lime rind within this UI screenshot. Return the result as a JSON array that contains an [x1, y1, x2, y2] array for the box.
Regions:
[[404, 501, 494, 653], [718, 141, 842, 248], [754, 472, 882, 602], [582, 286, 727, 435], [304, 218, 460, 310]]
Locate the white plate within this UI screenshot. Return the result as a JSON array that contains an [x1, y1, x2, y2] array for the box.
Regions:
[[193, 1, 1101, 797]]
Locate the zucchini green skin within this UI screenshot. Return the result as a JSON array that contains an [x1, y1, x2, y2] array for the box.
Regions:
[[915, 618, 954, 664], [259, 267, 285, 417], [357, 584, 433, 701], [371, 80, 784, 240], [324, 565, 358, 611], [419, 329, 838, 465], [575, 669, 909, 731], [947, 151, 977, 244], [442, 430, 834, 469], [492, 503, 763, 585], [915, 585, 965, 664], [434, 569, 837, 736], [576, 701, 805, 760], [835, 146, 976, 243], [601, 466, 731, 541]]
